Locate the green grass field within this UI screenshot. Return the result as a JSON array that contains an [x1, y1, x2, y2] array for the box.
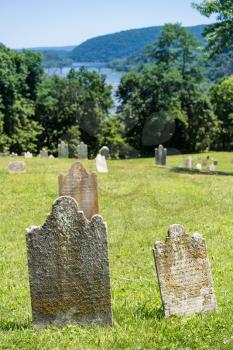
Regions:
[[0, 153, 233, 350]]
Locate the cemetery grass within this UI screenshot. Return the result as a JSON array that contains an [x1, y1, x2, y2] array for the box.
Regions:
[[0, 153, 233, 350]]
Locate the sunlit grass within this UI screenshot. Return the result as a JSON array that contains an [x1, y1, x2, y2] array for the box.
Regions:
[[0, 153, 233, 349]]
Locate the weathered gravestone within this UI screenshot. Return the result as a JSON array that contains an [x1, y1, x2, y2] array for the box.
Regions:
[[195, 163, 202, 171], [96, 154, 108, 173], [26, 196, 112, 328], [184, 157, 192, 170], [155, 145, 167, 166], [8, 161, 26, 174], [153, 224, 217, 317], [39, 149, 48, 158], [58, 141, 69, 158], [77, 142, 88, 160], [58, 162, 99, 220], [99, 146, 110, 160]]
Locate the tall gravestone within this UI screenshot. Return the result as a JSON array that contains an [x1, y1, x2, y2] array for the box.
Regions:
[[155, 145, 167, 166], [26, 196, 112, 328], [58, 141, 69, 158], [77, 142, 88, 160], [185, 157, 192, 170], [39, 149, 48, 158], [153, 224, 217, 317], [96, 154, 108, 173], [8, 161, 26, 174], [58, 162, 99, 220], [99, 146, 110, 160]]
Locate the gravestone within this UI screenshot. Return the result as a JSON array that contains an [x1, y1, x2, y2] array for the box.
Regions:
[[99, 146, 110, 160], [208, 164, 216, 172], [185, 157, 192, 170], [155, 145, 167, 166], [39, 149, 48, 158], [24, 151, 33, 158], [58, 162, 99, 220], [96, 154, 108, 173], [58, 141, 69, 158], [26, 196, 112, 328], [77, 142, 88, 160], [153, 224, 217, 317], [8, 161, 26, 174], [195, 163, 202, 171]]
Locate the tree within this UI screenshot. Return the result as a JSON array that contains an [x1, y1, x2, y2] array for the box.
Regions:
[[117, 24, 218, 154], [35, 68, 113, 156], [209, 75, 233, 149], [193, 0, 233, 54], [0, 47, 43, 153]]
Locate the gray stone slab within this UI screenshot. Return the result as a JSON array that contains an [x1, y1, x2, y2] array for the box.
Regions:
[[58, 141, 69, 158], [58, 162, 99, 220], [77, 142, 88, 160], [26, 196, 112, 328], [153, 224, 217, 317], [8, 161, 26, 174], [155, 144, 167, 166]]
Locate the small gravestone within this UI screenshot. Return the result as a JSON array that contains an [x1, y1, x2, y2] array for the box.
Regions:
[[96, 154, 108, 173], [208, 164, 216, 172], [8, 161, 26, 174], [39, 149, 48, 158], [25, 152, 33, 158], [58, 162, 99, 220], [195, 163, 202, 171], [99, 146, 110, 160], [185, 157, 192, 170], [77, 142, 88, 160], [153, 224, 217, 317], [58, 141, 69, 158], [155, 145, 167, 166], [26, 196, 112, 328]]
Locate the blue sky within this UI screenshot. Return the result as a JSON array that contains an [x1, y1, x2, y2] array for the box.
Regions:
[[0, 0, 214, 49]]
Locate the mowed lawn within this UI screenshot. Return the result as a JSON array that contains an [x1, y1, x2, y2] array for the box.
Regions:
[[0, 153, 233, 350]]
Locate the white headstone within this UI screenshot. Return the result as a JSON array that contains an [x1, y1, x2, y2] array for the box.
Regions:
[[96, 154, 108, 173]]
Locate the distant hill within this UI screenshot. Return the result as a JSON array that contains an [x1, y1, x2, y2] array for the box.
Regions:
[[70, 25, 206, 63], [17, 45, 76, 52]]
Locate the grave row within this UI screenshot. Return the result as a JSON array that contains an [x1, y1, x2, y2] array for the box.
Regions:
[[23, 162, 217, 328]]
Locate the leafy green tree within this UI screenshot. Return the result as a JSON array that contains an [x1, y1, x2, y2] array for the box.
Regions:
[[193, 0, 233, 54], [98, 116, 132, 158], [118, 24, 218, 153], [209, 75, 233, 149], [0, 47, 43, 153], [35, 68, 113, 156]]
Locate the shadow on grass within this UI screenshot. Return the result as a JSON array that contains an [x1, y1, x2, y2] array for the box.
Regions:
[[0, 320, 31, 331], [133, 304, 164, 320], [170, 167, 233, 177]]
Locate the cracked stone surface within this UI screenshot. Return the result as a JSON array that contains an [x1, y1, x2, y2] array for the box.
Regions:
[[58, 162, 99, 220], [26, 196, 112, 328], [153, 224, 217, 317]]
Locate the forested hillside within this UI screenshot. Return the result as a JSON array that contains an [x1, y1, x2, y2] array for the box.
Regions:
[[70, 25, 206, 62]]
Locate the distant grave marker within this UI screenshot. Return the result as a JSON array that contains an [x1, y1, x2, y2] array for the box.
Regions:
[[58, 162, 99, 220], [99, 146, 110, 160], [58, 141, 69, 158], [26, 196, 112, 328], [8, 161, 26, 174], [185, 157, 192, 170], [24, 152, 33, 158], [39, 149, 48, 158], [155, 145, 167, 166], [96, 154, 108, 173], [153, 224, 217, 317], [77, 142, 88, 160]]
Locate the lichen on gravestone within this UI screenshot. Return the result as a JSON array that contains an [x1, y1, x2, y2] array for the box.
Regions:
[[153, 224, 217, 317], [26, 196, 112, 328]]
